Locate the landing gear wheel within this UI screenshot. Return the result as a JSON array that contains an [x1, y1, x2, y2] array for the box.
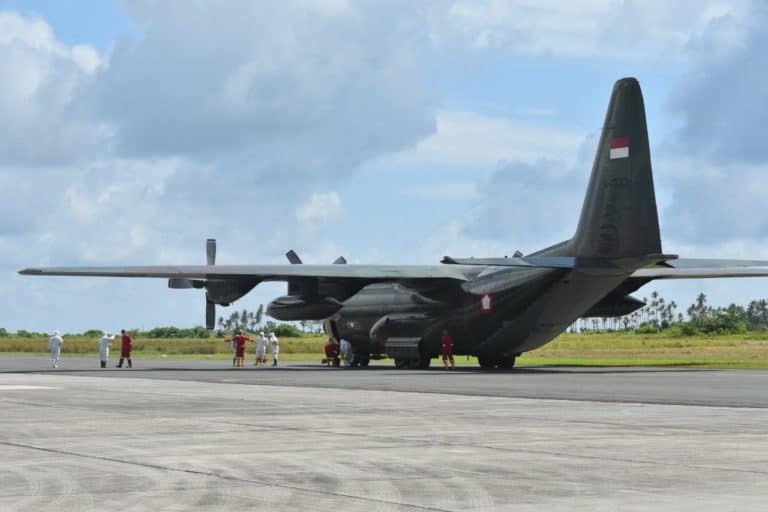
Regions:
[[417, 354, 431, 369], [478, 356, 495, 369], [394, 358, 407, 369], [497, 355, 516, 369], [359, 355, 370, 367]]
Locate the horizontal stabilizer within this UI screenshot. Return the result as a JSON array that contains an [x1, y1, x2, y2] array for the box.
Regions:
[[442, 256, 614, 269], [634, 258, 768, 279]]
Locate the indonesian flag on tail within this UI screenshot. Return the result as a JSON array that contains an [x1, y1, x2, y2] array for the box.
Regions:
[[609, 137, 629, 159]]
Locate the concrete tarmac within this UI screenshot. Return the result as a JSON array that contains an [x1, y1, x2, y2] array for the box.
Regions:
[[1, 356, 767, 511]]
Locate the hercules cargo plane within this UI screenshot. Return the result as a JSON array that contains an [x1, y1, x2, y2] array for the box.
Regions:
[[20, 77, 768, 369]]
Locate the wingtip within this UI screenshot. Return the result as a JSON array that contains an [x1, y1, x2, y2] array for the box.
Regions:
[[18, 268, 39, 275]]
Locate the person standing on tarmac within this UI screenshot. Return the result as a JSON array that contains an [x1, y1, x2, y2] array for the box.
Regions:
[[441, 329, 455, 370], [49, 330, 63, 368], [116, 329, 133, 368], [231, 330, 251, 368], [226, 335, 237, 367], [324, 338, 340, 366], [269, 332, 279, 366], [98, 332, 115, 368], [255, 331, 268, 366], [340, 338, 352, 367]]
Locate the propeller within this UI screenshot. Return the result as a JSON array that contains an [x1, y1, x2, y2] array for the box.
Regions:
[[207, 238, 216, 266], [286, 249, 346, 265], [286, 249, 302, 264], [205, 238, 216, 330], [206, 298, 216, 330]]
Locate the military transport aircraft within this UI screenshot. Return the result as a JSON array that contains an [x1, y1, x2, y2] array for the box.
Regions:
[[20, 77, 768, 369]]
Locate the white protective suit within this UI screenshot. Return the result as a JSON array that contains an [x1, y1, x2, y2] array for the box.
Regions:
[[256, 335, 267, 361], [99, 334, 115, 362], [269, 333, 279, 364], [49, 332, 63, 368], [340, 339, 352, 367]]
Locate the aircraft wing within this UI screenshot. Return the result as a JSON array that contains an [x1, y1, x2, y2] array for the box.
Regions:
[[632, 258, 768, 280], [18, 264, 472, 282]]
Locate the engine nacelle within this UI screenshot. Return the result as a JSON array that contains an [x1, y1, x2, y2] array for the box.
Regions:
[[267, 295, 343, 321], [582, 295, 646, 318], [206, 279, 260, 306], [369, 313, 431, 345], [369, 313, 447, 360]]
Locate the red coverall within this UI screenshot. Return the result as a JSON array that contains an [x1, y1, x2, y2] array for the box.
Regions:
[[324, 342, 340, 366], [441, 334, 455, 368], [325, 343, 340, 359], [233, 334, 249, 358], [121, 332, 133, 358]]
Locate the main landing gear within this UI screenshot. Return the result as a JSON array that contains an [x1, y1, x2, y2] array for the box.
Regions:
[[477, 354, 517, 369], [393, 354, 432, 370], [349, 351, 370, 368]]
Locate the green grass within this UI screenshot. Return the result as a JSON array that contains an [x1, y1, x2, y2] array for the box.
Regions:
[[0, 335, 327, 356], [2, 332, 768, 368]]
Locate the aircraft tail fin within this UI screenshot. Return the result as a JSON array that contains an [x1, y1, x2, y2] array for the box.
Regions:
[[572, 77, 662, 259]]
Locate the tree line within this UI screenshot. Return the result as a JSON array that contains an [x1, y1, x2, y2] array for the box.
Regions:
[[572, 292, 768, 334], [3, 293, 768, 338], [0, 304, 323, 339]]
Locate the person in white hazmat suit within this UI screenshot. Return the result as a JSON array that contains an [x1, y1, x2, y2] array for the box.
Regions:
[[98, 332, 115, 368], [339, 338, 352, 367], [49, 330, 63, 368], [255, 331, 267, 366], [269, 332, 279, 366]]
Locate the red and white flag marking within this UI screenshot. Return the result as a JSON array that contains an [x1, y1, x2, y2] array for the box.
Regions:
[[609, 137, 629, 160]]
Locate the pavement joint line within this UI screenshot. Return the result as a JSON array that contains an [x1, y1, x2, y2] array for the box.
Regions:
[[201, 420, 768, 477], [10, 369, 768, 409], [5, 419, 761, 479], [0, 440, 454, 512], [209, 415, 755, 438]]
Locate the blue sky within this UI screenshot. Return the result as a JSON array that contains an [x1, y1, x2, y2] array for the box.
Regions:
[[1, 0, 767, 332]]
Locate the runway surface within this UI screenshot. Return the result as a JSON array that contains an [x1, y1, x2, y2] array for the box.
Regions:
[[1, 356, 767, 510]]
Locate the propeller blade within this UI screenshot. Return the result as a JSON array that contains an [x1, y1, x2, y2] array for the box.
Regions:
[[286, 249, 302, 264], [332, 256, 347, 264], [206, 299, 215, 330], [206, 238, 216, 266]]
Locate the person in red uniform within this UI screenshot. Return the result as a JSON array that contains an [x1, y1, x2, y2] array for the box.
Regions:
[[324, 338, 340, 366], [441, 329, 455, 369], [231, 330, 251, 368], [116, 329, 133, 368]]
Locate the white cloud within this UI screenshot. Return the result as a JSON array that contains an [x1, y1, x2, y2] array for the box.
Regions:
[[418, 220, 514, 261], [406, 182, 477, 199], [89, 0, 436, 167], [431, 0, 749, 59], [296, 192, 344, 230], [666, 4, 768, 165], [390, 110, 583, 167], [0, 12, 106, 165], [0, 12, 103, 71]]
